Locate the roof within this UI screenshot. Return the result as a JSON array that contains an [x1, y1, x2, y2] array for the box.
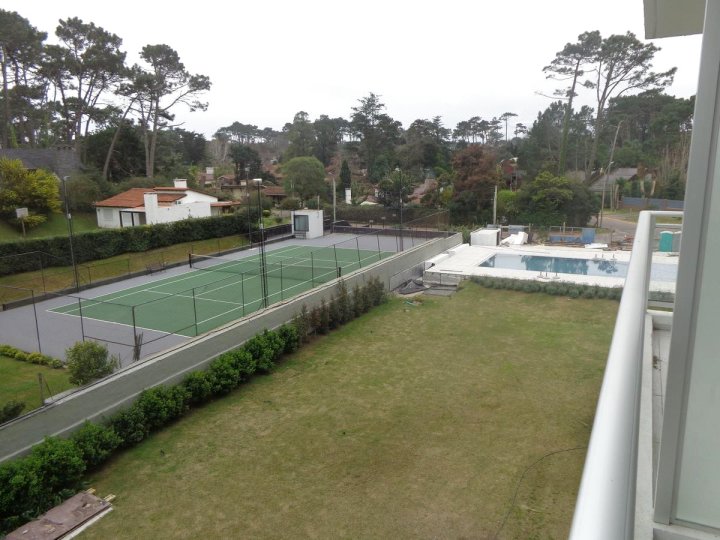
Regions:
[[94, 188, 185, 208], [643, 0, 704, 38], [0, 146, 83, 179], [262, 185, 286, 197], [589, 168, 641, 191], [210, 201, 243, 207]]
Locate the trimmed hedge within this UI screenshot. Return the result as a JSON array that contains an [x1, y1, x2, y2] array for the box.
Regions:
[[470, 275, 624, 301], [0, 276, 388, 534], [0, 211, 259, 276]]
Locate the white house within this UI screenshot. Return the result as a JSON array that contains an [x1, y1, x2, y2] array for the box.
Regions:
[[94, 180, 241, 228]]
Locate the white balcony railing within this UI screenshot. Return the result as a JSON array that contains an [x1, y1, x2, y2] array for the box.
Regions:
[[569, 211, 682, 540]]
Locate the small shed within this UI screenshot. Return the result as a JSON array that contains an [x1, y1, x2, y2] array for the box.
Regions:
[[292, 209, 324, 239]]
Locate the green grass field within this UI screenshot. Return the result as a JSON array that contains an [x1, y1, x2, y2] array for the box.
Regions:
[[0, 212, 98, 242], [51, 245, 392, 337], [0, 356, 73, 414], [80, 284, 617, 539]]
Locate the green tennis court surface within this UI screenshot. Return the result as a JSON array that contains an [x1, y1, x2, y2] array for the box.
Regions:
[[51, 245, 392, 337]]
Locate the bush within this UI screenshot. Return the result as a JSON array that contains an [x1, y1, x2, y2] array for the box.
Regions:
[[183, 371, 214, 404], [318, 299, 330, 334], [277, 324, 299, 354], [352, 284, 365, 317], [65, 341, 118, 385], [328, 294, 341, 329], [336, 280, 353, 324], [0, 400, 25, 423], [110, 406, 149, 447], [134, 386, 189, 432], [207, 354, 241, 394], [71, 422, 122, 469], [293, 305, 311, 343], [29, 437, 86, 495]]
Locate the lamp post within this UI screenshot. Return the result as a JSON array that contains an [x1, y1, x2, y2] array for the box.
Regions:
[[254, 178, 268, 309], [245, 166, 252, 247], [395, 167, 404, 251], [61, 176, 80, 292]]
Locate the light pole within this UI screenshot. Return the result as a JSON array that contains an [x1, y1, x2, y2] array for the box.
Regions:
[[61, 176, 80, 292], [395, 167, 404, 251], [254, 178, 268, 309], [245, 166, 252, 247]]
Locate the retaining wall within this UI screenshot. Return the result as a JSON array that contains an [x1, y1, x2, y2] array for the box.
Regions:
[[0, 233, 462, 464]]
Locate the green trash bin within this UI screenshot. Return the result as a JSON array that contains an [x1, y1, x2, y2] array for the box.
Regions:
[[659, 231, 674, 252]]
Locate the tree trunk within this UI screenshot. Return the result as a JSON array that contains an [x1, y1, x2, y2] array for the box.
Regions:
[[585, 107, 605, 184], [102, 100, 135, 181], [147, 99, 160, 179], [1, 48, 9, 148], [558, 59, 581, 176]]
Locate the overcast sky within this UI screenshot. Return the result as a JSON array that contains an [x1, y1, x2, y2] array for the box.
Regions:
[[4, 0, 703, 139]]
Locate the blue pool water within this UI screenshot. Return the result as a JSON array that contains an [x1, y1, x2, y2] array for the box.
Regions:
[[479, 254, 677, 282]]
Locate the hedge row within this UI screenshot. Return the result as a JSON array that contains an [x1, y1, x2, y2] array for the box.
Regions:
[[0, 211, 259, 276], [0, 344, 63, 369], [470, 275, 624, 300], [0, 276, 388, 534]]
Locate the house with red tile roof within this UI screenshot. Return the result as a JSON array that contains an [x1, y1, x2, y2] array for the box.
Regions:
[[94, 180, 242, 228]]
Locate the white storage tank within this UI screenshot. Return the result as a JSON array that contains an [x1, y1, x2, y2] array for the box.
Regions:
[[470, 228, 500, 246]]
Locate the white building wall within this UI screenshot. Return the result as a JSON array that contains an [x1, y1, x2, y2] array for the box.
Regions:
[[147, 201, 212, 224]]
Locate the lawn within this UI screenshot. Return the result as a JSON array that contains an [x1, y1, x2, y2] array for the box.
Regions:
[[81, 284, 617, 539], [0, 212, 98, 242], [0, 356, 73, 414]]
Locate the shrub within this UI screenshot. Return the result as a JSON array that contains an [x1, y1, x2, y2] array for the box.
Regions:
[[183, 371, 214, 404], [134, 386, 189, 432], [244, 332, 275, 372], [336, 280, 353, 323], [28, 437, 86, 500], [352, 284, 365, 317], [318, 299, 330, 334], [277, 324, 299, 354], [65, 341, 118, 385], [71, 422, 122, 469], [110, 406, 149, 447], [328, 294, 341, 329], [0, 400, 25, 423], [208, 354, 244, 394], [232, 348, 258, 378], [293, 305, 311, 343], [367, 276, 387, 305], [310, 305, 322, 334]]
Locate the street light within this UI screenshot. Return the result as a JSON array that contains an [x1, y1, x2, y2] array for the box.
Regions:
[[245, 166, 252, 247], [61, 176, 80, 292], [253, 178, 268, 309], [395, 167, 404, 251]]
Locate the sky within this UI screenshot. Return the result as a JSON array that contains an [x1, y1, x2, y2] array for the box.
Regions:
[[3, 0, 704, 139]]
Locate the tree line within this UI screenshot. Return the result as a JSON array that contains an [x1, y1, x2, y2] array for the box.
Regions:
[[1, 8, 692, 230]]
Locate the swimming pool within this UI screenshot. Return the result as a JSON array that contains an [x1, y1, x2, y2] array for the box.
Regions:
[[479, 253, 677, 282]]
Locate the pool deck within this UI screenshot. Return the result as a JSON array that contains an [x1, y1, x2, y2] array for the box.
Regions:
[[424, 244, 678, 293]]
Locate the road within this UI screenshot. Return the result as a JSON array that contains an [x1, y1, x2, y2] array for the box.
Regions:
[[600, 215, 638, 237]]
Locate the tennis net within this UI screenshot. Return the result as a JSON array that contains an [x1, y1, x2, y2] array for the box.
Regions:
[[189, 253, 339, 283]]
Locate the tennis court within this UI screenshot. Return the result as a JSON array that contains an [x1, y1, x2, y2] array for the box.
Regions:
[[50, 245, 392, 337]]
